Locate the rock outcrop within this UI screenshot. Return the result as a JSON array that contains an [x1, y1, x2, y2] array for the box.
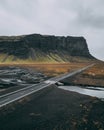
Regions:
[[0, 34, 94, 62]]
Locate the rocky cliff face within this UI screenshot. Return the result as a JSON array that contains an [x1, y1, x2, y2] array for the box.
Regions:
[[0, 34, 94, 62]]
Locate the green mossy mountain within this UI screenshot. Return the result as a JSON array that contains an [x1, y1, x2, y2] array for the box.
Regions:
[[0, 34, 94, 63]]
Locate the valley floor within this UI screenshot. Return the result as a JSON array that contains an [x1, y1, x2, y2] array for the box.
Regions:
[[0, 62, 104, 130]]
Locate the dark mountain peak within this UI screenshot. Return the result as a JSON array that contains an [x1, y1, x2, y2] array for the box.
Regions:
[[0, 34, 95, 62]]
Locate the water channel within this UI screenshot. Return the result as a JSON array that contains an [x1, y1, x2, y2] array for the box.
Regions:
[[58, 86, 104, 101]]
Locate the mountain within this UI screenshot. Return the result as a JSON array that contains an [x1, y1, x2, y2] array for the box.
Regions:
[[0, 34, 95, 63]]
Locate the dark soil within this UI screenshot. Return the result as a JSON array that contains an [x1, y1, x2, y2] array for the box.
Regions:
[[0, 86, 104, 130]]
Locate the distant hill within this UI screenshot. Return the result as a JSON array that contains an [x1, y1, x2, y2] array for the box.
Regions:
[[0, 34, 95, 63]]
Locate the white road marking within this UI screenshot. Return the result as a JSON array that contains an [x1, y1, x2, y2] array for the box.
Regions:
[[0, 98, 9, 104], [0, 84, 50, 108], [0, 84, 36, 98]]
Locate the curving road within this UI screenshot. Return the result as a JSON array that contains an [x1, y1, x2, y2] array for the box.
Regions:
[[0, 64, 94, 108]]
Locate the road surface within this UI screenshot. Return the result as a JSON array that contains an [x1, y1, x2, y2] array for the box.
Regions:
[[0, 64, 94, 108]]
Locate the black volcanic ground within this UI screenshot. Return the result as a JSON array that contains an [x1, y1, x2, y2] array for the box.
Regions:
[[0, 86, 104, 130]]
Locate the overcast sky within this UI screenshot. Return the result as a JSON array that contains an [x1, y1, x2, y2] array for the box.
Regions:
[[0, 0, 104, 61]]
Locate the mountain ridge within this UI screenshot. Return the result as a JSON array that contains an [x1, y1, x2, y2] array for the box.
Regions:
[[0, 34, 95, 63]]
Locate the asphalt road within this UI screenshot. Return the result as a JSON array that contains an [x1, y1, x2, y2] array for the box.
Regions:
[[0, 64, 94, 108]]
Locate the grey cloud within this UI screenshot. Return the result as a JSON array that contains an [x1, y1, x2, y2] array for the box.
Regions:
[[0, 0, 38, 19], [77, 8, 104, 29]]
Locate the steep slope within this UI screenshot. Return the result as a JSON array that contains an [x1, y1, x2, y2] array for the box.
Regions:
[[0, 34, 94, 63]]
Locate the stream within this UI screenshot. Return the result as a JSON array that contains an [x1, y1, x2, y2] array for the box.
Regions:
[[58, 86, 104, 101]]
